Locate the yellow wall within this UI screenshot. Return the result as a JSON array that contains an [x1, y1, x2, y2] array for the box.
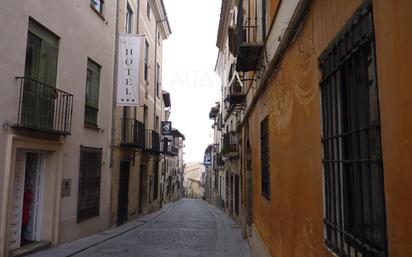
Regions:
[[373, 1, 412, 255], [249, 0, 412, 256]]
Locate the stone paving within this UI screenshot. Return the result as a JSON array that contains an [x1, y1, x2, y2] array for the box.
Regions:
[[28, 199, 251, 257]]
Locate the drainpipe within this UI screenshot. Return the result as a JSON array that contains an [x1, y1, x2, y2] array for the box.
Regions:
[[110, 0, 121, 168]]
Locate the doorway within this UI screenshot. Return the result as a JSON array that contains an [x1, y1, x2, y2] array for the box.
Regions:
[[117, 160, 130, 226], [138, 164, 147, 214], [10, 151, 44, 250]]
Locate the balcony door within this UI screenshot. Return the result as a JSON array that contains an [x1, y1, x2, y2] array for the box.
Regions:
[[22, 20, 59, 131]]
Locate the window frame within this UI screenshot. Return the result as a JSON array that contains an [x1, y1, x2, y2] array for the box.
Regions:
[[125, 2, 133, 34], [77, 146, 103, 222], [147, 0, 151, 20], [84, 58, 101, 127], [156, 62, 160, 98], [144, 40, 150, 82]]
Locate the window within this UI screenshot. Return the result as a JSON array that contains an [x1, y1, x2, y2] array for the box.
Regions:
[[147, 0, 151, 20], [156, 63, 160, 97], [25, 19, 59, 86], [260, 117, 270, 199], [319, 2, 387, 257], [125, 3, 133, 34], [22, 19, 59, 130], [144, 40, 149, 81], [157, 30, 161, 46], [85, 59, 101, 127], [155, 115, 159, 132], [143, 105, 148, 126], [77, 146, 102, 222], [90, 0, 104, 15]]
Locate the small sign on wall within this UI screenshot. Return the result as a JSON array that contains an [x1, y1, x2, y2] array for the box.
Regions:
[[161, 121, 172, 135]]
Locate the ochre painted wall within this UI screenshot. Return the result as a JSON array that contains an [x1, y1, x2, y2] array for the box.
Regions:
[[245, 0, 412, 256], [373, 1, 412, 256]]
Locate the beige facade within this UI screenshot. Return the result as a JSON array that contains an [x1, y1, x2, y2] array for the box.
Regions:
[[110, 0, 172, 226], [214, 0, 244, 223], [162, 127, 185, 204], [0, 0, 116, 256], [208, 104, 226, 209], [183, 163, 204, 199]]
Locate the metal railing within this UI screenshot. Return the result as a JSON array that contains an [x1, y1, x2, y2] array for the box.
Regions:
[[85, 105, 98, 127], [162, 139, 179, 156], [222, 132, 238, 156], [237, 0, 260, 45], [120, 118, 145, 148], [145, 130, 160, 153], [15, 77, 73, 135], [235, 0, 265, 72]]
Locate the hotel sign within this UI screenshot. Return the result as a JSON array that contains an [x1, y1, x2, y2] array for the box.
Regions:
[[117, 34, 143, 106]]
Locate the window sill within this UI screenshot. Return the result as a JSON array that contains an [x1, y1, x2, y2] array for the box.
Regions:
[[90, 4, 105, 21], [84, 123, 100, 131]]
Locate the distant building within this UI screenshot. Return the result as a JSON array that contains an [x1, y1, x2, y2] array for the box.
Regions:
[[183, 162, 204, 198]]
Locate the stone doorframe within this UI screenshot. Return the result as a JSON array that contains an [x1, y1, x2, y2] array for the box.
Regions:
[[0, 135, 63, 257]]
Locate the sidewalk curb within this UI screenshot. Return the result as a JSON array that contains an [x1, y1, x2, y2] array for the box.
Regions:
[[28, 202, 175, 257]]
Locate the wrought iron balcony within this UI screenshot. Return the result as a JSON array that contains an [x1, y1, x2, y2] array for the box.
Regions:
[[14, 77, 73, 135], [222, 132, 239, 158], [85, 105, 98, 127], [120, 118, 145, 149], [162, 139, 179, 156], [145, 130, 160, 154], [235, 0, 264, 72], [225, 80, 246, 106]]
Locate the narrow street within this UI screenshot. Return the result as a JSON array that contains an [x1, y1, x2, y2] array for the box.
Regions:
[[28, 199, 251, 257]]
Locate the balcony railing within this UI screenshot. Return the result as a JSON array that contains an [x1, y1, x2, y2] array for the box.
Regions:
[[235, 0, 264, 72], [222, 132, 239, 158], [226, 79, 247, 106], [15, 77, 73, 135], [85, 105, 98, 127], [120, 118, 145, 148], [162, 139, 179, 156], [145, 130, 160, 154]]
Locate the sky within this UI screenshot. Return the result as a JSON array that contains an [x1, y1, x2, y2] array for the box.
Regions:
[[162, 0, 222, 163]]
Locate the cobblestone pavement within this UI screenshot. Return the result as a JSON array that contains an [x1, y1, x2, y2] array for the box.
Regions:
[[29, 199, 251, 257]]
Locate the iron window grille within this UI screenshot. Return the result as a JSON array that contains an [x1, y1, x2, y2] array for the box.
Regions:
[[260, 117, 270, 199], [319, 2, 387, 257], [77, 146, 102, 222]]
